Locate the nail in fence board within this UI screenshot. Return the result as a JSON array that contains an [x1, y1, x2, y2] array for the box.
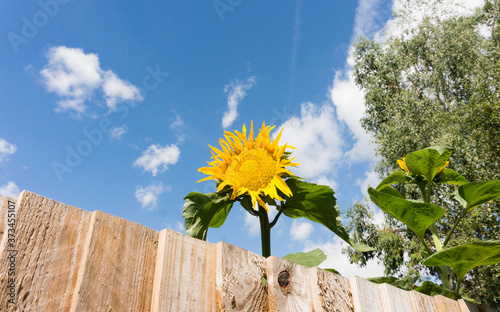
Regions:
[[216, 241, 268, 311], [70, 210, 158, 311], [151, 228, 217, 312], [0, 191, 92, 312]]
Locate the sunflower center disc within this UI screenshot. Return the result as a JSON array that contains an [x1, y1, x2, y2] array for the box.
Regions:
[[226, 148, 277, 191]]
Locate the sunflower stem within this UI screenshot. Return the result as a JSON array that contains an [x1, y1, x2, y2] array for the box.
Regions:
[[258, 205, 271, 258], [269, 203, 285, 228]]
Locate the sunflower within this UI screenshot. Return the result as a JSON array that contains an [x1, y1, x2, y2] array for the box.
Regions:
[[397, 157, 409, 172], [198, 121, 299, 211], [397, 157, 449, 175]]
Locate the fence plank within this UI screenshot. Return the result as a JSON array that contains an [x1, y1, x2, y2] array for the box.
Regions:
[[0, 191, 92, 312], [379, 283, 413, 312], [70, 210, 158, 311], [151, 229, 217, 312], [216, 241, 268, 311], [434, 295, 461, 312], [459, 299, 480, 312], [2, 190, 498, 311], [408, 290, 437, 312], [349, 275, 384, 312], [266, 256, 314, 311], [310, 267, 354, 312]]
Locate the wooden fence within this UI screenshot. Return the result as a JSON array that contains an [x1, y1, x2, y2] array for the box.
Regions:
[[0, 191, 498, 312]]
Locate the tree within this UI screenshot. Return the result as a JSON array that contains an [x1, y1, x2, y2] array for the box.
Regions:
[[344, 0, 500, 306]]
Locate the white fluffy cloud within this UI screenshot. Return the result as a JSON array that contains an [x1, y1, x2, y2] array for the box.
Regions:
[[101, 70, 142, 110], [329, 0, 482, 167], [40, 46, 141, 116], [135, 182, 168, 211], [290, 220, 314, 241], [330, 71, 377, 164], [356, 169, 381, 197], [0, 138, 17, 164], [0, 181, 21, 199], [275, 102, 343, 186], [305, 237, 385, 278], [109, 125, 128, 142], [134, 143, 180, 176], [222, 76, 256, 129]]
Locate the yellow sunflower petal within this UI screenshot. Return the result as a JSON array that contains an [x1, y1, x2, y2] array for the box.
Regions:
[[198, 121, 299, 211]]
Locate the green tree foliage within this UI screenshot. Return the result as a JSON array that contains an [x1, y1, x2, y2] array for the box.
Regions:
[[344, 0, 500, 306]]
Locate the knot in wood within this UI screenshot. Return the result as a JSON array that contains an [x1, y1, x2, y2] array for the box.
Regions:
[[278, 270, 290, 288]]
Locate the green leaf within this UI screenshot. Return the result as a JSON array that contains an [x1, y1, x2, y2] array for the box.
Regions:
[[434, 169, 469, 185], [283, 248, 327, 268], [415, 281, 461, 300], [182, 192, 234, 240], [425, 145, 454, 157], [423, 240, 500, 283], [450, 189, 467, 209], [367, 276, 415, 291], [324, 268, 341, 275], [376, 171, 411, 190], [458, 180, 500, 212], [368, 187, 445, 241], [405, 147, 451, 183], [378, 185, 404, 198], [283, 179, 375, 252]]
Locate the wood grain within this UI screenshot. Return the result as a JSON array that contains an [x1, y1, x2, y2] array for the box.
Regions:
[[1, 190, 498, 311], [70, 210, 158, 312], [311, 267, 354, 312], [266, 256, 314, 312], [151, 229, 217, 312], [378, 283, 413, 312], [408, 290, 437, 312], [349, 275, 384, 312], [434, 295, 461, 312], [459, 299, 480, 312], [0, 191, 92, 312], [216, 241, 268, 311]]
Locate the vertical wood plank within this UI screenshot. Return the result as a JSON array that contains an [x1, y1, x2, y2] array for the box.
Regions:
[[71, 210, 158, 312], [434, 295, 461, 312], [408, 290, 437, 312], [266, 256, 314, 312], [378, 283, 413, 312], [0, 191, 92, 312], [459, 299, 480, 312], [349, 276, 384, 312], [151, 229, 217, 312], [310, 267, 354, 312], [216, 241, 268, 311]]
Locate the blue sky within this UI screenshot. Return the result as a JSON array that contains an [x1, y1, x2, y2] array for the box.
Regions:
[[1, 0, 481, 277]]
